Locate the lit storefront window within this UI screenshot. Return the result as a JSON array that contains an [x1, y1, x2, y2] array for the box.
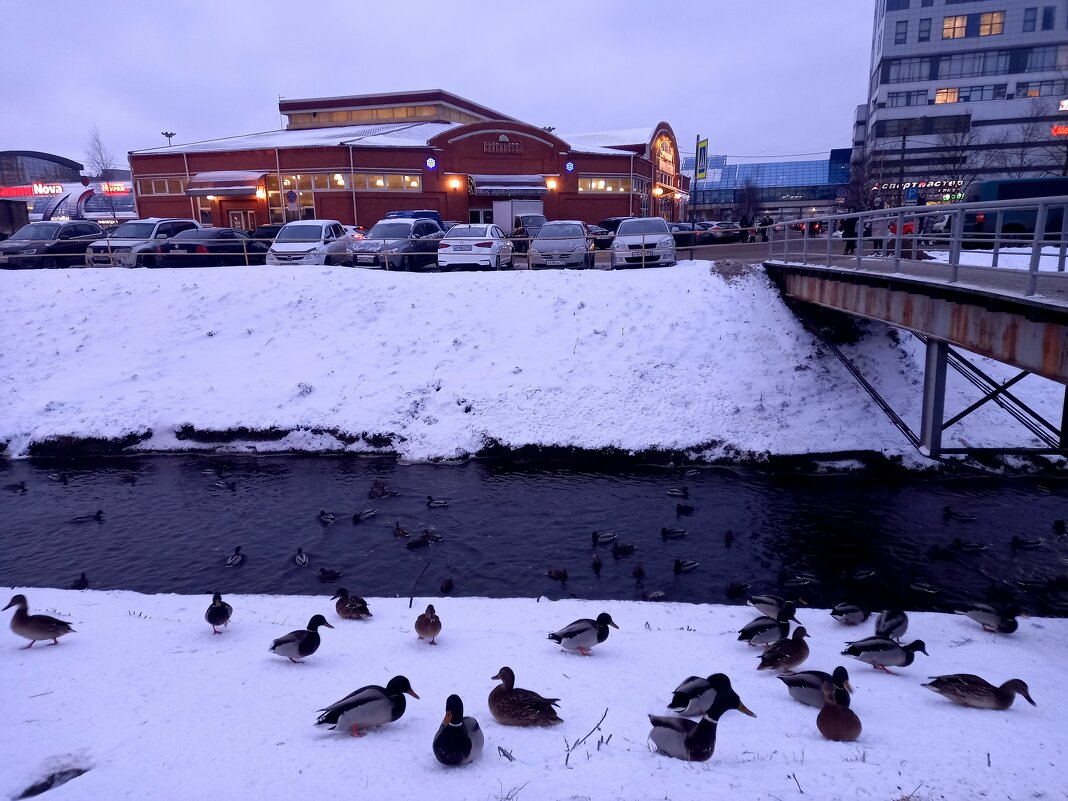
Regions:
[[264, 172, 423, 222], [577, 177, 633, 193]]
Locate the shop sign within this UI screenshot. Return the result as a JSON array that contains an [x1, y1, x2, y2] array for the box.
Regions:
[[483, 140, 523, 155], [1052, 124, 1068, 137], [1059, 99, 1068, 112], [32, 183, 64, 195], [100, 182, 129, 195], [870, 179, 964, 192]]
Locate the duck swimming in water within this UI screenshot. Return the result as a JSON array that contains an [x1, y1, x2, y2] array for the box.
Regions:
[[318, 568, 343, 582], [661, 527, 688, 540], [666, 487, 689, 498], [591, 530, 616, 546], [72, 510, 104, 524], [70, 572, 89, 591], [425, 496, 448, 508], [352, 508, 377, 523], [674, 559, 699, 574], [225, 546, 245, 567], [545, 568, 568, 583], [318, 510, 336, 525], [294, 548, 309, 567]]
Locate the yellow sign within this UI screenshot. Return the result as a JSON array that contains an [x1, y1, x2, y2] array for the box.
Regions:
[[696, 139, 709, 180]]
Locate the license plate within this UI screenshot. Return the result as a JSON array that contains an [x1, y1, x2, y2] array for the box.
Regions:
[[455, 245, 472, 251], [357, 255, 374, 263], [0, 255, 8, 263], [546, 259, 564, 265], [171, 248, 188, 254]]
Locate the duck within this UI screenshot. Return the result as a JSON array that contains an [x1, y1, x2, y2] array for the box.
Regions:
[[47, 472, 69, 485], [747, 595, 794, 618], [632, 562, 646, 582], [661, 527, 688, 540], [316, 675, 419, 736], [757, 626, 810, 672], [675, 503, 695, 516], [368, 479, 387, 499], [955, 603, 1018, 634], [922, 674, 1036, 710], [817, 680, 862, 741], [842, 636, 928, 673], [5, 480, 27, 494], [70, 572, 89, 591], [738, 606, 797, 647], [439, 576, 455, 594], [318, 510, 336, 525], [778, 665, 852, 708], [294, 548, 309, 567], [433, 694, 484, 766], [830, 603, 870, 626], [723, 529, 735, 547], [591, 530, 616, 546], [268, 614, 333, 662], [72, 509, 104, 524], [405, 532, 433, 550], [213, 479, 237, 492], [426, 496, 448, 508], [666, 487, 689, 498], [951, 537, 987, 554], [393, 520, 411, 538], [545, 568, 568, 583], [648, 676, 755, 762], [1011, 535, 1045, 551], [318, 568, 343, 582], [548, 612, 618, 656], [943, 505, 978, 522], [489, 666, 563, 726], [225, 546, 245, 568], [674, 559, 699, 574], [205, 593, 233, 634], [667, 672, 730, 716], [875, 609, 908, 640], [352, 508, 377, 523], [612, 542, 637, 559], [591, 554, 602, 576], [909, 579, 938, 595], [331, 588, 372, 620], [725, 580, 750, 600], [3, 594, 75, 648], [415, 604, 441, 644]]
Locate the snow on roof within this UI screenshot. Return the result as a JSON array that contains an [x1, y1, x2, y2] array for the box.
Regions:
[[559, 126, 656, 151]]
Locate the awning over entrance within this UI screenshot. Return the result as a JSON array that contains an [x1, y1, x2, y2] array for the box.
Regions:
[[185, 171, 266, 197], [469, 174, 549, 196]]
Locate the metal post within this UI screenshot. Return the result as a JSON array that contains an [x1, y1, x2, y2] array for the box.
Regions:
[[784, 219, 790, 259], [1025, 202, 1048, 297], [1061, 386, 1068, 450], [991, 210, 1003, 268], [948, 208, 964, 283], [919, 338, 949, 458], [826, 214, 833, 266], [856, 210, 864, 269], [893, 210, 903, 271], [1059, 201, 1067, 272], [802, 219, 809, 262]]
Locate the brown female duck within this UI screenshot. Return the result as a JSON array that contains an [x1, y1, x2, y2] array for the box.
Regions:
[[922, 674, 1036, 710], [4, 594, 75, 648], [488, 666, 562, 726]]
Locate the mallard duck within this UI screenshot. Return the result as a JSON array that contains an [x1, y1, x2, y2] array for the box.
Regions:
[[817, 680, 862, 741], [205, 593, 233, 634], [779, 665, 852, 708], [545, 568, 568, 583], [943, 505, 978, 522], [268, 614, 333, 662], [661, 527, 688, 540], [675, 503, 695, 516], [489, 666, 562, 726], [591, 554, 602, 576], [434, 694, 484, 765], [73, 510, 104, 523], [922, 674, 1036, 710], [294, 548, 309, 567], [70, 572, 89, 591], [955, 602, 1018, 633], [632, 562, 646, 582], [667, 487, 689, 498], [316, 675, 419, 735], [725, 580, 750, 599], [757, 626, 810, 672], [318, 510, 336, 525], [830, 603, 869, 625], [393, 521, 411, 538], [331, 588, 372, 620], [416, 604, 441, 644], [48, 472, 69, 485], [4, 594, 75, 648], [738, 606, 797, 646], [612, 542, 637, 559], [352, 508, 377, 523], [842, 636, 927, 673], [548, 612, 618, 656], [747, 595, 793, 618], [225, 546, 245, 568], [667, 672, 730, 716], [1011, 535, 1045, 551], [875, 609, 908, 640], [674, 559, 699, 574], [426, 496, 448, 508], [439, 576, 455, 594], [405, 533, 432, 550], [649, 676, 755, 761], [591, 530, 616, 546], [318, 568, 343, 582], [368, 479, 388, 500], [951, 538, 987, 553], [723, 529, 735, 547]]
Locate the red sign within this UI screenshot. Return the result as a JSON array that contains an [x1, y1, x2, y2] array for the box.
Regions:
[[32, 182, 64, 195], [1052, 124, 1068, 137], [0, 185, 34, 198], [100, 182, 129, 195]]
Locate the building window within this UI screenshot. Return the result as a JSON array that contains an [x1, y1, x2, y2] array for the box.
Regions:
[[1023, 6, 1037, 31], [887, 0, 910, 10], [887, 56, 931, 82], [137, 177, 187, 195], [1041, 5, 1055, 29], [936, 50, 1010, 79], [577, 177, 633, 193], [1025, 44, 1067, 71], [935, 87, 960, 104], [895, 20, 908, 43], [921, 0, 933, 5], [916, 18, 931, 41], [943, 15, 968, 38], [979, 11, 1005, 35], [888, 90, 929, 106], [1016, 78, 1068, 97]]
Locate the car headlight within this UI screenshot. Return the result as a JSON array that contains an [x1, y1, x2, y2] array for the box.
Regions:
[[113, 247, 131, 254], [658, 237, 673, 249], [22, 248, 38, 255], [611, 241, 626, 251]]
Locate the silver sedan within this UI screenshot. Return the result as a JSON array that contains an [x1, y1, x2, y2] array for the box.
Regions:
[[528, 221, 595, 269]]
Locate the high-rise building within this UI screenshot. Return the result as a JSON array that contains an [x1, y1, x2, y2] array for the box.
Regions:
[[857, 0, 1068, 205]]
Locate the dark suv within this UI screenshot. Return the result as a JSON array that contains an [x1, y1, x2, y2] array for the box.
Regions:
[[346, 218, 445, 270], [0, 221, 105, 268], [510, 214, 547, 253]]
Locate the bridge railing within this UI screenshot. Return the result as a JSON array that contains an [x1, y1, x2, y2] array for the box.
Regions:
[[768, 195, 1068, 296]]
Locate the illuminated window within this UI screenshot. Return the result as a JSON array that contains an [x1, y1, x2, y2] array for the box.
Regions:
[[979, 11, 1004, 35], [935, 87, 960, 103], [577, 177, 633, 193], [943, 15, 967, 38]]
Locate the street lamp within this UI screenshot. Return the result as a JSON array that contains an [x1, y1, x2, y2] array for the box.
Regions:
[[897, 116, 926, 206], [161, 131, 176, 146]]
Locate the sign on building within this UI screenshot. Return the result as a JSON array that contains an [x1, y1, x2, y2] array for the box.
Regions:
[[695, 138, 709, 180]]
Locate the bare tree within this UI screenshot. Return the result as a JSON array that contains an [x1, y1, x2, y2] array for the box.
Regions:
[[991, 99, 1063, 178], [86, 126, 121, 221], [844, 146, 880, 210], [933, 125, 992, 200], [733, 178, 761, 221]]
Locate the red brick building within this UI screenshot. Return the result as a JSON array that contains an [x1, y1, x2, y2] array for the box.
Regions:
[[128, 90, 687, 230]]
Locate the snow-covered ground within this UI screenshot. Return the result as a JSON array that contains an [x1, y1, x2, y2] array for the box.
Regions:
[[2, 589, 1062, 801], [924, 245, 1065, 271], [2, 260, 1063, 464]]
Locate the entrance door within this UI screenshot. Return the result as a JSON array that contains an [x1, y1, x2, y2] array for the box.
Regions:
[[228, 210, 256, 230], [469, 209, 492, 224]]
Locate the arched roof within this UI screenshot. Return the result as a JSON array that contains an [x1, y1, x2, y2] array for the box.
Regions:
[[0, 150, 84, 171]]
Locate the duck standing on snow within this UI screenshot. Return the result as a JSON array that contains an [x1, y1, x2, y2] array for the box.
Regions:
[[738, 606, 797, 646], [225, 546, 245, 568], [830, 603, 869, 625], [955, 602, 1018, 634], [415, 604, 442, 644], [779, 665, 852, 708], [489, 666, 562, 726], [269, 614, 333, 662], [667, 672, 731, 716], [548, 612, 618, 656], [747, 595, 796, 618], [331, 588, 372, 620], [205, 593, 233, 634], [757, 626, 810, 672], [4, 594, 75, 648], [875, 609, 908, 640], [649, 675, 755, 762], [433, 694, 484, 766], [315, 675, 419, 736], [817, 680, 862, 741], [842, 636, 927, 673], [922, 674, 1036, 710]]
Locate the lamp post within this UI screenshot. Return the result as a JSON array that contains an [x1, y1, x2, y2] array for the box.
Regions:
[[161, 131, 176, 146], [897, 116, 926, 206]]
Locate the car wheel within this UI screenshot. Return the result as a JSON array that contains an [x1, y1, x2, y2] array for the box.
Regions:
[[136, 254, 155, 268], [42, 257, 59, 269], [506, 254, 514, 269], [494, 255, 501, 271], [400, 255, 411, 272]]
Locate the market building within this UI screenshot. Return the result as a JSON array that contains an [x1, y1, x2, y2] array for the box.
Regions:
[[0, 151, 135, 226], [127, 90, 687, 229]]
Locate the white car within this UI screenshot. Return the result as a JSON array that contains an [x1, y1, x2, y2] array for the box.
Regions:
[[266, 219, 346, 265], [436, 223, 514, 271], [85, 218, 201, 268], [610, 217, 676, 268]]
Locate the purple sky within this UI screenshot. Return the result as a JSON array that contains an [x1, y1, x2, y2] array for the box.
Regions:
[[2, 0, 874, 167]]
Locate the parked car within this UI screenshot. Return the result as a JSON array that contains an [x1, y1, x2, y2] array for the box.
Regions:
[[698, 221, 743, 243], [596, 217, 630, 235], [85, 218, 201, 267], [436, 223, 514, 271], [587, 223, 614, 250], [610, 217, 676, 268], [266, 219, 347, 265], [158, 227, 270, 267], [383, 209, 446, 229], [347, 217, 445, 270], [248, 224, 285, 244], [0, 220, 106, 268], [668, 222, 713, 248], [528, 220, 595, 269], [510, 213, 548, 253]]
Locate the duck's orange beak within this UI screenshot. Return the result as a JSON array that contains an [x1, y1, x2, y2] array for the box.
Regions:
[[441, 710, 452, 726], [407, 688, 420, 699], [737, 701, 757, 717]]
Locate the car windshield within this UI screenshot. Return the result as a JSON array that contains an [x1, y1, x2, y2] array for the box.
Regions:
[[617, 219, 669, 235], [366, 222, 413, 238], [537, 223, 583, 239], [9, 223, 60, 241], [109, 222, 158, 239], [445, 225, 491, 239], [276, 224, 326, 242], [519, 215, 546, 227]]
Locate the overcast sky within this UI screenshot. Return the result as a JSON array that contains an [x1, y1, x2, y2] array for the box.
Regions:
[[2, 0, 874, 168]]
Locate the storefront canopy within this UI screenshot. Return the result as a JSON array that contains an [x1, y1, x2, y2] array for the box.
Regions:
[[185, 171, 266, 197], [469, 174, 549, 196]]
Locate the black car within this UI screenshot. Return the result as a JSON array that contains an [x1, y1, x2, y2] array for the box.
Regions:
[[346, 218, 444, 270], [587, 223, 614, 250], [596, 217, 630, 235], [668, 222, 714, 248], [158, 227, 269, 267], [248, 224, 285, 244], [0, 221, 105, 268]]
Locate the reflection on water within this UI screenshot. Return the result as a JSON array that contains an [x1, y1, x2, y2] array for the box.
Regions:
[[1, 455, 1065, 615]]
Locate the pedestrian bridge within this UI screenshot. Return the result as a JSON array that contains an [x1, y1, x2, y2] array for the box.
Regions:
[[762, 197, 1068, 458]]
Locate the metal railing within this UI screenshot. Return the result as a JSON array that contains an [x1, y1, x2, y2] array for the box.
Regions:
[[767, 195, 1068, 296]]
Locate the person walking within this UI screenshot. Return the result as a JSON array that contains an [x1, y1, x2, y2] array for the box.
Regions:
[[841, 214, 858, 255], [870, 211, 889, 256], [759, 213, 773, 243]]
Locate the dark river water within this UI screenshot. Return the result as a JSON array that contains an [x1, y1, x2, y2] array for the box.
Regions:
[[1, 455, 1066, 615]]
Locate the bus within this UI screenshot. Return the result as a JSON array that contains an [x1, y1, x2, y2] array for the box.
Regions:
[[965, 177, 1068, 246]]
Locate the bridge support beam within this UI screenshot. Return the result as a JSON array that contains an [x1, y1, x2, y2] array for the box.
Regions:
[[920, 339, 949, 457]]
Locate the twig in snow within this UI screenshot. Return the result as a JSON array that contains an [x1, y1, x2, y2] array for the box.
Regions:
[[564, 708, 608, 766], [408, 562, 430, 609], [497, 746, 516, 762], [789, 772, 803, 794]]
